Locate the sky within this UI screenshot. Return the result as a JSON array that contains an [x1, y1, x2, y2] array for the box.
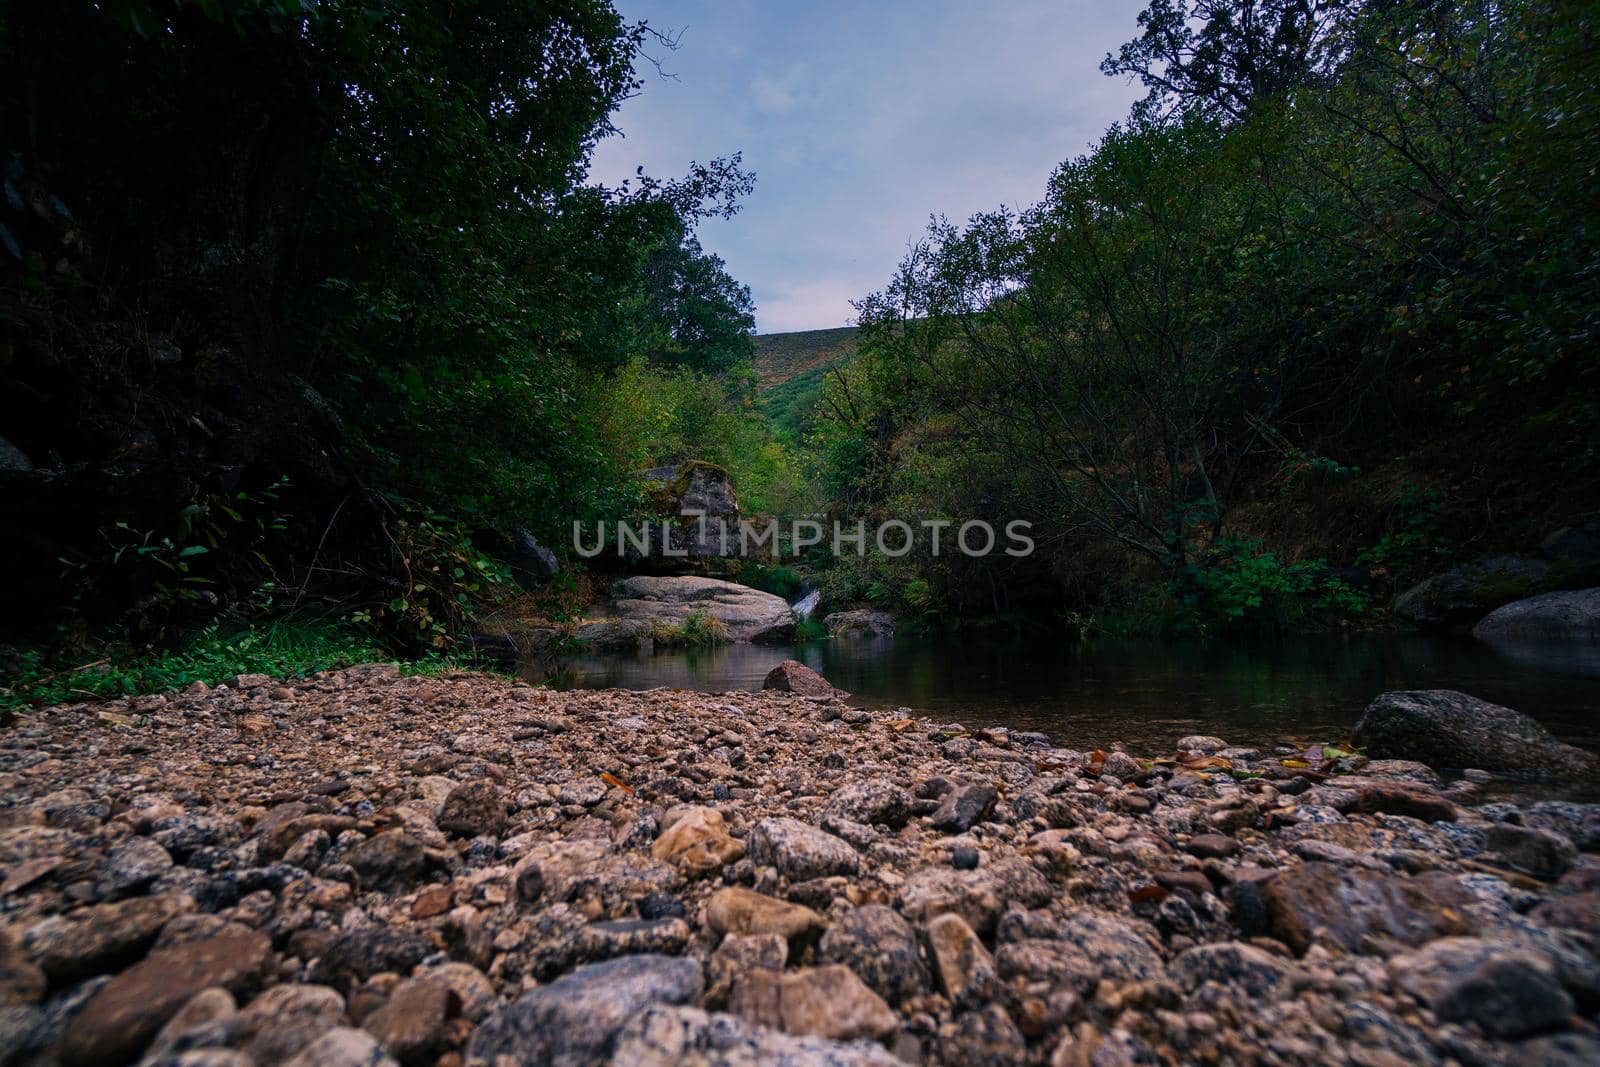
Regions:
[[588, 0, 1148, 334]]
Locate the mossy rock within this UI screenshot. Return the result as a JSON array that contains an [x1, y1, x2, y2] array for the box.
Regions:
[[1392, 556, 1600, 628]]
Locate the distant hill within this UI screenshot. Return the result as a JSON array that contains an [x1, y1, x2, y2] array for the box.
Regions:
[[752, 326, 859, 441], [752, 326, 859, 389]]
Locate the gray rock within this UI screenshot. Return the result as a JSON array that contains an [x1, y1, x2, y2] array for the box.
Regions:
[[436, 781, 509, 839], [936, 1004, 1026, 1067], [59, 931, 271, 1067], [236, 984, 344, 1064], [818, 905, 929, 1004], [1392, 555, 1553, 627], [96, 837, 174, 900], [465, 954, 703, 1066], [0, 435, 33, 474], [1484, 823, 1578, 880], [282, 1027, 398, 1067], [574, 918, 692, 962], [609, 1004, 902, 1066], [1262, 861, 1473, 954], [746, 818, 859, 881], [1474, 588, 1600, 641], [1541, 521, 1600, 563], [1511, 1033, 1600, 1066], [930, 784, 997, 834], [1433, 953, 1573, 1038], [1352, 689, 1598, 779], [588, 576, 794, 645], [143, 988, 239, 1061], [823, 610, 897, 640], [824, 779, 914, 829], [361, 974, 452, 1066], [24, 894, 189, 984], [925, 913, 997, 1006], [151, 815, 235, 859], [507, 528, 561, 589], [1172, 942, 1297, 1000], [346, 832, 439, 892], [309, 928, 430, 991]]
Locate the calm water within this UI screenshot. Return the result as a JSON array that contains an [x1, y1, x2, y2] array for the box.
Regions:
[[525, 633, 1600, 762]]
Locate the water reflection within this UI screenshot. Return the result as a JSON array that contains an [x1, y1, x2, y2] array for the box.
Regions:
[[524, 632, 1600, 758]]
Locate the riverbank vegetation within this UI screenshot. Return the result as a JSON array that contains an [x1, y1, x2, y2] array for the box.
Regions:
[[801, 0, 1599, 634], [0, 1, 776, 694]]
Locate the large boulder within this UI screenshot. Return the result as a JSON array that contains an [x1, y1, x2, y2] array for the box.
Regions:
[[636, 461, 746, 563], [1392, 556, 1553, 628], [1352, 690, 1598, 779], [506, 528, 560, 589], [576, 576, 794, 647], [1541, 520, 1600, 563], [1473, 588, 1600, 642]]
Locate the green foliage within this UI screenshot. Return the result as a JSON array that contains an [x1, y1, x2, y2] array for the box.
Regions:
[[1177, 536, 1370, 633], [0, 617, 495, 713], [640, 229, 758, 376], [1355, 483, 1453, 581], [735, 562, 803, 599], [793, 615, 828, 642], [751, 327, 859, 390], [350, 503, 513, 651], [761, 365, 831, 443], [0, 0, 781, 655], [817, 0, 1600, 631]]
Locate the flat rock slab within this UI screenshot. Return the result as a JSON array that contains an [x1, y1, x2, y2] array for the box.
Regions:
[[579, 576, 795, 645], [1261, 861, 1473, 954], [61, 930, 271, 1066]]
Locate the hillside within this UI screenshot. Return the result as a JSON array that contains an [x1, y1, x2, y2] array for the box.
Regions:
[[751, 325, 859, 388], [752, 326, 859, 441]]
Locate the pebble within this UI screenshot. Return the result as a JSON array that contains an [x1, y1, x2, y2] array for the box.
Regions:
[[0, 669, 1593, 1067]]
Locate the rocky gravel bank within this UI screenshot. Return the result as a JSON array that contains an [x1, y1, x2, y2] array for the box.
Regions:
[[1, 667, 1597, 1066]]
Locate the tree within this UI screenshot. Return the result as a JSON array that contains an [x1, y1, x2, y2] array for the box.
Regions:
[[639, 228, 757, 376], [1103, 0, 1343, 120]]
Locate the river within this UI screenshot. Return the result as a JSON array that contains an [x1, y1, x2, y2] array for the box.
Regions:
[[524, 631, 1600, 774]]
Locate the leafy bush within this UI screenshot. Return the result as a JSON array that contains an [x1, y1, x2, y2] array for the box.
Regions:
[[735, 562, 802, 599], [1177, 536, 1371, 633]]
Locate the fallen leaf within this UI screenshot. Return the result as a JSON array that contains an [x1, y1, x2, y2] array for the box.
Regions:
[[599, 771, 634, 795]]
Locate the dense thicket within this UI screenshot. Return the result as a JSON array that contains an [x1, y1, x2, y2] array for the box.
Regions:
[[817, 0, 1599, 632], [0, 0, 761, 650]]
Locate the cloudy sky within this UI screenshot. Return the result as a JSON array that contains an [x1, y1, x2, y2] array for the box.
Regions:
[[588, 0, 1147, 334]]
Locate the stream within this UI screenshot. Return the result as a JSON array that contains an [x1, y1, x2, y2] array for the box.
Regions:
[[523, 632, 1600, 782]]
